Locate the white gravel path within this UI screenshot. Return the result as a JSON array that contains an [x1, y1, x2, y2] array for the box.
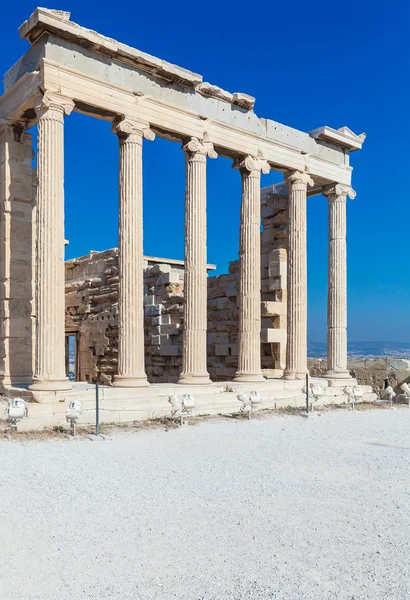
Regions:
[[1, 409, 409, 600]]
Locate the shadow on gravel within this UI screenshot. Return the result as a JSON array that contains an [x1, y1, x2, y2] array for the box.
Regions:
[[366, 442, 410, 451]]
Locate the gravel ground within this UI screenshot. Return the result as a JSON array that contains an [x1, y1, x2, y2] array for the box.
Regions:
[[0, 409, 409, 600]]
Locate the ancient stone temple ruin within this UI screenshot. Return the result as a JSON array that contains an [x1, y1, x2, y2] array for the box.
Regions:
[[0, 8, 375, 427]]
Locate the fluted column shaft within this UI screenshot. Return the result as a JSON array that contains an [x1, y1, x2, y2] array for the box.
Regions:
[[283, 171, 313, 380], [30, 93, 74, 392], [324, 184, 356, 378], [234, 156, 270, 382], [179, 138, 217, 385], [113, 119, 154, 387]]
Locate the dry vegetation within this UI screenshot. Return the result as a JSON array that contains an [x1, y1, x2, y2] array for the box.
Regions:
[[0, 400, 402, 442]]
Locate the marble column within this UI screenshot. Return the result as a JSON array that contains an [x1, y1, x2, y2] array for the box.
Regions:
[[283, 170, 314, 380], [178, 137, 217, 385], [30, 93, 74, 391], [113, 119, 154, 388], [323, 183, 356, 379], [233, 156, 270, 382]]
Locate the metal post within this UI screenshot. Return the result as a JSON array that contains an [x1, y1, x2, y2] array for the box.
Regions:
[[305, 373, 309, 415], [96, 383, 100, 436]]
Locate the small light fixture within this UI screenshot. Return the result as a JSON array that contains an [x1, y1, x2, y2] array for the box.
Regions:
[[237, 391, 262, 419], [237, 391, 249, 414], [168, 395, 182, 416], [182, 393, 195, 412], [66, 401, 82, 436], [343, 385, 355, 409], [249, 391, 262, 410], [400, 382, 410, 406], [5, 398, 27, 430], [168, 394, 195, 425], [310, 383, 325, 401], [383, 385, 396, 408]]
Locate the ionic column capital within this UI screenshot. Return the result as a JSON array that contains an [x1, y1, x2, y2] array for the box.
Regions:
[[233, 155, 270, 175], [112, 118, 155, 142], [183, 137, 218, 158], [34, 92, 75, 118], [285, 170, 314, 187], [323, 183, 356, 201]]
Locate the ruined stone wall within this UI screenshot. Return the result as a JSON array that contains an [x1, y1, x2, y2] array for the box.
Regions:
[[66, 251, 187, 384], [65, 189, 289, 384], [308, 357, 410, 396], [204, 191, 288, 381]]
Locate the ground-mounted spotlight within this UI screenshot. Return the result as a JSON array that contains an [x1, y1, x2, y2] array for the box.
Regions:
[[310, 383, 325, 401], [400, 382, 410, 406], [353, 385, 363, 402], [249, 391, 262, 409], [168, 395, 182, 417], [168, 394, 195, 425], [236, 391, 262, 419], [383, 385, 396, 408], [237, 391, 250, 414], [5, 398, 27, 430], [66, 401, 82, 436], [182, 393, 195, 412], [344, 385, 361, 410], [343, 385, 354, 405]]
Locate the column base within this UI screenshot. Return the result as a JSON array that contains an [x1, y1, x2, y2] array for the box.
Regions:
[[113, 375, 149, 388], [29, 378, 72, 392], [282, 370, 308, 381], [233, 372, 265, 383], [177, 373, 212, 385], [326, 370, 351, 379]]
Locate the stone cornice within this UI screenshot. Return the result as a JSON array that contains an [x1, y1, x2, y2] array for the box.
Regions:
[[233, 156, 270, 174], [112, 118, 155, 141], [323, 183, 356, 200], [183, 137, 217, 158], [34, 92, 74, 118], [32, 59, 353, 183]]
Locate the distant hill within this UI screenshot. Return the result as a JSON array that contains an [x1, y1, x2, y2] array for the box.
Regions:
[[308, 341, 410, 359]]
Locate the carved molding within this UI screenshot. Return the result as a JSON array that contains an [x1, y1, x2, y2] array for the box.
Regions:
[[323, 183, 356, 200], [112, 118, 155, 141], [285, 170, 314, 187], [183, 137, 217, 158], [233, 155, 270, 174], [34, 92, 75, 118], [38, 60, 354, 184]]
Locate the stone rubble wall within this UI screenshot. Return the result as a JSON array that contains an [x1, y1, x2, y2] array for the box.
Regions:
[[66, 251, 186, 385], [308, 357, 410, 396], [65, 190, 289, 384]]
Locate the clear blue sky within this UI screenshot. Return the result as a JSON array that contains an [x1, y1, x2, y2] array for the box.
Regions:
[[1, 0, 409, 342]]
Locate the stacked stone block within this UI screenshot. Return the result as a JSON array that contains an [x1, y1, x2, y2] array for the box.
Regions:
[[260, 191, 288, 376], [66, 252, 187, 384]]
